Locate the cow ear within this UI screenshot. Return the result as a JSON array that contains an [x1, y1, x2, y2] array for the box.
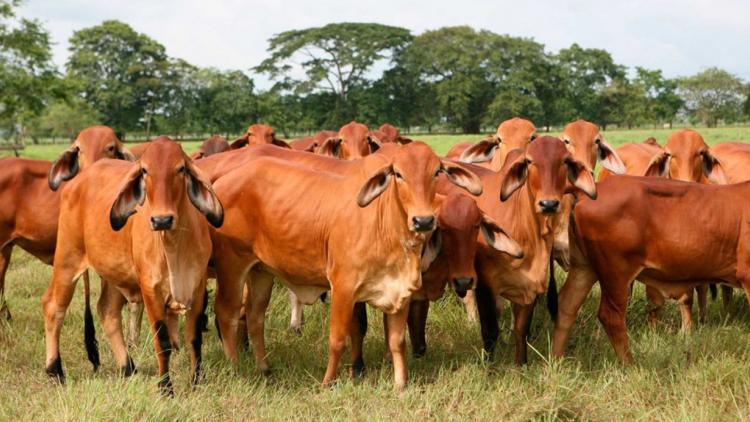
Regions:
[[596, 136, 626, 174], [500, 155, 528, 201], [48, 146, 80, 191], [566, 157, 597, 199], [367, 135, 381, 153], [318, 137, 342, 158], [397, 136, 413, 145], [440, 160, 482, 196], [480, 213, 523, 258], [109, 164, 145, 231], [272, 137, 292, 149], [184, 160, 224, 228], [643, 151, 671, 178], [459, 139, 498, 164], [420, 229, 442, 272], [701, 150, 727, 184], [115, 146, 136, 162], [230, 136, 249, 149], [357, 164, 393, 207], [190, 151, 205, 160], [304, 142, 319, 153]]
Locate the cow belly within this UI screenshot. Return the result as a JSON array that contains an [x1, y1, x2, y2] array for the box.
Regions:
[[283, 282, 328, 305]]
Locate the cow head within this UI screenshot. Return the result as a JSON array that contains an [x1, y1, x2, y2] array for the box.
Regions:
[[425, 193, 522, 296], [561, 119, 625, 175], [500, 136, 596, 214], [644, 129, 726, 184], [190, 135, 230, 160], [376, 123, 412, 145], [232, 124, 290, 149], [357, 141, 482, 235], [49, 125, 135, 191], [323, 121, 380, 160], [459, 117, 536, 167], [109, 136, 223, 232]]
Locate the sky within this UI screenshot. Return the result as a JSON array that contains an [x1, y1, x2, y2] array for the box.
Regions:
[[19, 0, 750, 89]]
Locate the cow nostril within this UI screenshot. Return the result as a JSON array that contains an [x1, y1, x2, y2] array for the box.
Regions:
[[539, 200, 560, 213], [150, 215, 174, 231], [453, 277, 473, 290], [412, 215, 435, 232]]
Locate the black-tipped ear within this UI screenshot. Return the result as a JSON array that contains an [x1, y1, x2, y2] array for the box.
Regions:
[[644, 151, 671, 178], [272, 137, 292, 149], [701, 150, 727, 184], [230, 137, 249, 149], [356, 165, 393, 207], [109, 165, 145, 231], [566, 157, 597, 199], [318, 137, 343, 158], [440, 160, 482, 196], [49, 146, 80, 191], [458, 139, 498, 164], [500, 157, 528, 201], [479, 213, 523, 258], [596, 136, 626, 174], [185, 161, 224, 228], [367, 135, 381, 153]]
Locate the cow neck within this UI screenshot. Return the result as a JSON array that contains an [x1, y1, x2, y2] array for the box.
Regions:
[[505, 181, 554, 278]]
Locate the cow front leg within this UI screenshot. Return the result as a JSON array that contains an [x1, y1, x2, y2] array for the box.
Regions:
[[245, 270, 274, 375], [475, 280, 499, 360], [141, 293, 175, 396], [677, 289, 695, 332], [127, 301, 144, 348], [407, 299, 429, 358], [214, 256, 248, 365], [461, 290, 478, 323], [184, 276, 207, 386], [511, 300, 536, 366], [288, 289, 305, 335], [597, 279, 634, 364], [645, 285, 664, 329], [322, 285, 354, 387], [41, 260, 82, 382], [0, 245, 12, 321], [386, 303, 410, 391], [96, 280, 135, 376]]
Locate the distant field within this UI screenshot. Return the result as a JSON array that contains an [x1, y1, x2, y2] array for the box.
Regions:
[[2, 126, 750, 419]]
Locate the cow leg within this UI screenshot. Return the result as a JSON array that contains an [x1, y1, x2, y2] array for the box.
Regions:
[[184, 276, 207, 386], [213, 255, 249, 366], [386, 303, 410, 391], [245, 270, 273, 375], [597, 275, 635, 363], [0, 245, 12, 321], [677, 289, 695, 332], [407, 299, 429, 358], [288, 289, 304, 335], [96, 280, 135, 376], [511, 300, 536, 366], [127, 301, 144, 348], [322, 285, 355, 387], [475, 280, 499, 359], [461, 290, 478, 323], [141, 293, 175, 396], [721, 285, 733, 314], [552, 265, 596, 358], [349, 302, 367, 379], [645, 285, 664, 328], [696, 285, 708, 324]]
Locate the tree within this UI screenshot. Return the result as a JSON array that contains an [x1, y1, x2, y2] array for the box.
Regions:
[[0, 0, 57, 141], [678, 67, 746, 127], [634, 67, 682, 128], [191, 68, 256, 136], [66, 20, 169, 138], [29, 97, 101, 141], [255, 23, 412, 127]]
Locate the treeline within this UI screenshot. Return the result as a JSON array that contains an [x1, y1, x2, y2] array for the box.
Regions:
[[2, 1, 750, 142]]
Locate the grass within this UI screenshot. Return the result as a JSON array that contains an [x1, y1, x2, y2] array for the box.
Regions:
[[2, 126, 750, 420]]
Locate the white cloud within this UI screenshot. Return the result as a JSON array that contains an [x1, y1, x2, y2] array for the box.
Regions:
[[20, 0, 750, 89]]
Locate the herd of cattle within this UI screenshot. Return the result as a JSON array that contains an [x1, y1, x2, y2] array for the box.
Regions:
[[1, 118, 750, 394]]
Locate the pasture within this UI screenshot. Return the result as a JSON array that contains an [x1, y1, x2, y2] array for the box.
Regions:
[[3, 126, 750, 420]]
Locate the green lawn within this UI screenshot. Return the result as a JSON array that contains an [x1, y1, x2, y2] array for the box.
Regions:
[[2, 126, 750, 420]]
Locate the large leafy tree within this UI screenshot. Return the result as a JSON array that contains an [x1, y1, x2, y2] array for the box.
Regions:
[[0, 0, 57, 141], [66, 20, 169, 137], [191, 68, 256, 136], [678, 67, 746, 127], [255, 22, 412, 127], [633, 67, 682, 128]]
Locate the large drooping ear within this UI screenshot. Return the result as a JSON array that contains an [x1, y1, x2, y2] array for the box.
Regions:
[[499, 154, 529, 201], [230, 136, 249, 149], [479, 213, 523, 258], [48, 146, 80, 191], [115, 146, 136, 162], [109, 164, 145, 231], [190, 150, 205, 160], [184, 160, 224, 227], [318, 137, 342, 158], [596, 136, 626, 174], [304, 142, 319, 153], [367, 135, 381, 153], [458, 139, 498, 164], [440, 160, 483, 196], [420, 229, 442, 272], [356, 164, 393, 207], [701, 150, 727, 184], [643, 151, 671, 178], [272, 137, 292, 149], [396, 136, 413, 145], [565, 157, 597, 199]]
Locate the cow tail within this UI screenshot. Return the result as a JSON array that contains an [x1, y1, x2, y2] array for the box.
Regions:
[[83, 270, 100, 372], [709, 284, 718, 301], [547, 256, 558, 321]]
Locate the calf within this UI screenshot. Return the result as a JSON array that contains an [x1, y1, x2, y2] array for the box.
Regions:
[[41, 137, 223, 395], [447, 117, 537, 171], [289, 130, 339, 153], [210, 143, 482, 389], [314, 121, 381, 159], [231, 123, 291, 149], [371, 123, 413, 145], [552, 175, 750, 363]]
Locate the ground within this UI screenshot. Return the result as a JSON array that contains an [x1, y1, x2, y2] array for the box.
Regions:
[[2, 126, 750, 420]]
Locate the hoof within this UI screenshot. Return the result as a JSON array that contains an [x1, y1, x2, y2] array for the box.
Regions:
[[45, 357, 65, 384], [288, 326, 303, 336], [158, 376, 174, 397], [351, 359, 365, 379], [259, 366, 272, 377], [412, 345, 426, 358], [0, 303, 11, 322], [122, 356, 137, 377]]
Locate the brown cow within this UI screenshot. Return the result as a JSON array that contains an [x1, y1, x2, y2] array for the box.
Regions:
[[190, 135, 231, 160], [289, 130, 339, 153], [447, 117, 537, 171], [707, 142, 750, 183], [231, 123, 291, 149], [313, 121, 381, 159], [371, 123, 413, 145], [440, 137, 597, 365], [597, 130, 727, 329], [552, 175, 750, 363], [0, 126, 134, 323], [209, 142, 482, 389], [41, 137, 223, 395]]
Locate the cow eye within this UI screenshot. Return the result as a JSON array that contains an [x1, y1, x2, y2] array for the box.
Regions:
[[394, 171, 403, 180], [107, 145, 115, 152], [563, 139, 570, 145], [178, 165, 186, 174], [530, 134, 537, 142]]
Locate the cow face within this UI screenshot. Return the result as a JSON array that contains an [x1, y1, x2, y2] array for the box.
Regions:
[[232, 124, 290, 149], [459, 117, 536, 165], [430, 194, 522, 295], [646, 129, 727, 184], [190, 135, 230, 160], [357, 142, 482, 235], [110, 137, 223, 232], [49, 125, 135, 191], [500, 137, 596, 214], [561, 119, 625, 174], [331, 121, 380, 160]]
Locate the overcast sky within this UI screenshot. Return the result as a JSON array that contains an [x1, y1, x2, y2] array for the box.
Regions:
[[20, 0, 750, 89]]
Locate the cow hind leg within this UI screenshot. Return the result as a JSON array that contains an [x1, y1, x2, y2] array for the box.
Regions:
[[349, 302, 367, 379], [322, 284, 355, 387], [677, 289, 695, 332], [696, 285, 708, 324], [721, 285, 734, 315], [552, 265, 596, 358], [288, 289, 304, 335], [511, 300, 537, 366], [475, 281, 499, 360], [0, 245, 13, 322], [127, 301, 144, 349], [142, 295, 175, 396], [97, 279, 134, 376], [42, 261, 83, 382], [82, 271, 100, 371], [645, 285, 665, 329], [598, 272, 637, 363], [245, 270, 274, 375], [214, 255, 250, 366]]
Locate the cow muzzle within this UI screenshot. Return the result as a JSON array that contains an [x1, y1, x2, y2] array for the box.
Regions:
[[411, 215, 436, 232], [538, 200, 560, 214], [150, 215, 174, 231], [452, 277, 474, 298]]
